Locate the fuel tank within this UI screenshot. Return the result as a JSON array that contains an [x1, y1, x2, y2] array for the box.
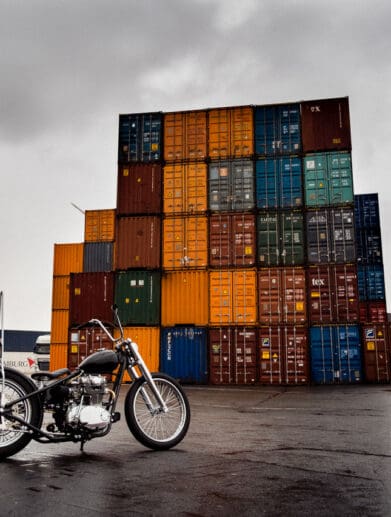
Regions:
[[78, 350, 119, 374]]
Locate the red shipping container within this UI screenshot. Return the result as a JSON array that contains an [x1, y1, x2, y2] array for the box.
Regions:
[[359, 301, 387, 323], [209, 327, 257, 385], [258, 326, 309, 385], [68, 325, 115, 369], [117, 164, 162, 215], [362, 324, 390, 383], [69, 272, 114, 326]]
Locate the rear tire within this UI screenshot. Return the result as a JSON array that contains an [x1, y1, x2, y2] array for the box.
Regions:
[[125, 373, 190, 450], [0, 368, 42, 459]]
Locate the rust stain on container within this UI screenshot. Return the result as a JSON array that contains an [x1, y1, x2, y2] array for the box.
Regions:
[[163, 162, 207, 214], [208, 106, 253, 159], [161, 270, 208, 325], [51, 310, 69, 344], [164, 110, 207, 162], [50, 343, 68, 371], [117, 164, 162, 215], [84, 209, 116, 242], [52, 276, 70, 310], [53, 243, 84, 276], [115, 216, 161, 270], [362, 324, 390, 383], [162, 215, 208, 269], [69, 272, 114, 326]]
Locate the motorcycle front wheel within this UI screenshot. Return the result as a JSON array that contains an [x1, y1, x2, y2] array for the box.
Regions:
[[0, 368, 42, 459], [125, 373, 190, 450]]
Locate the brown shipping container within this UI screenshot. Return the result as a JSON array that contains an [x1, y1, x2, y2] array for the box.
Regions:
[[362, 324, 390, 383], [209, 269, 257, 325], [164, 110, 207, 162], [258, 326, 309, 385], [53, 243, 84, 276], [52, 276, 70, 310], [208, 106, 253, 159], [301, 97, 351, 153], [51, 310, 69, 344], [209, 213, 256, 267], [163, 162, 207, 214], [115, 216, 161, 270], [209, 327, 257, 385], [117, 164, 162, 215], [161, 270, 208, 325], [84, 209, 116, 242], [68, 326, 115, 369], [258, 267, 307, 325], [50, 343, 68, 371], [162, 216, 208, 269], [69, 272, 114, 326], [359, 301, 387, 323], [308, 265, 359, 324]]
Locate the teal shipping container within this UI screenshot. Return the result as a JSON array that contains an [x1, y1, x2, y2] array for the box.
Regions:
[[118, 112, 162, 163]]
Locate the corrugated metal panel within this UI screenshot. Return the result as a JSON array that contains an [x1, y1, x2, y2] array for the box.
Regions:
[[163, 162, 207, 214], [255, 156, 302, 209], [84, 209, 116, 242], [161, 271, 209, 325], [163, 216, 208, 269], [310, 325, 362, 384], [306, 207, 356, 263], [307, 265, 359, 324], [118, 112, 162, 163], [354, 193, 380, 229], [304, 152, 353, 207], [83, 242, 113, 272], [69, 272, 114, 326], [115, 327, 160, 372], [164, 110, 207, 162], [258, 267, 307, 325], [355, 227, 383, 265], [117, 164, 162, 215], [209, 327, 257, 385], [209, 269, 257, 325], [53, 243, 84, 276], [114, 271, 161, 325], [301, 97, 351, 153], [359, 301, 387, 323], [358, 264, 386, 301], [257, 211, 304, 266], [115, 216, 161, 270], [208, 106, 253, 159], [254, 103, 301, 156], [68, 326, 115, 369], [362, 325, 390, 382], [209, 159, 254, 211], [50, 343, 68, 371], [258, 326, 309, 385], [160, 327, 208, 384], [51, 310, 69, 344], [52, 276, 70, 310], [209, 213, 256, 267]]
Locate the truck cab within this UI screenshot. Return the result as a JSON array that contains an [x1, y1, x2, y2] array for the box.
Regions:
[[33, 334, 51, 371]]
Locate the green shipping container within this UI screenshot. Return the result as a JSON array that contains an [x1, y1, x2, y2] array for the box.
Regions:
[[114, 271, 161, 325], [257, 211, 304, 266], [304, 151, 353, 207]]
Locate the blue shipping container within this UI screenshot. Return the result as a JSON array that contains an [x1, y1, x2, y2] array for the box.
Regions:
[[357, 264, 386, 301], [254, 104, 301, 156], [118, 112, 162, 163], [310, 326, 362, 384], [355, 228, 383, 265], [255, 157, 302, 209], [354, 193, 380, 229], [83, 242, 113, 272], [161, 327, 208, 384]]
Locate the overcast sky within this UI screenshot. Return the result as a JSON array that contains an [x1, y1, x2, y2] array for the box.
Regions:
[[1, 0, 390, 330]]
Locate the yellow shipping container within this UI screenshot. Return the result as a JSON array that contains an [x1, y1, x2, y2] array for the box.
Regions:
[[163, 215, 208, 269], [209, 269, 257, 325], [51, 309, 69, 344], [50, 343, 68, 371], [208, 106, 254, 160], [52, 275, 70, 310], [53, 243, 84, 276], [164, 110, 207, 162], [163, 162, 207, 214], [84, 209, 116, 242], [114, 327, 160, 373], [161, 270, 208, 325]]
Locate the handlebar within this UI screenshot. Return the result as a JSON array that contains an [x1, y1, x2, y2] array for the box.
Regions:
[[89, 318, 117, 342]]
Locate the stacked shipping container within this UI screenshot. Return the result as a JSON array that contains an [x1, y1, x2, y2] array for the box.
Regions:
[[49, 97, 390, 385]]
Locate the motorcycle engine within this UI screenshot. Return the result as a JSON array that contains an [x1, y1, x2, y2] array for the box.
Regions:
[[64, 374, 112, 431]]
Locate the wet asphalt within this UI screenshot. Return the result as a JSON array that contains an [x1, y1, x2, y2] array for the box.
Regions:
[[0, 383, 391, 516]]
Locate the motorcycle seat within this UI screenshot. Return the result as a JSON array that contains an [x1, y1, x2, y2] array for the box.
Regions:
[[31, 368, 71, 381]]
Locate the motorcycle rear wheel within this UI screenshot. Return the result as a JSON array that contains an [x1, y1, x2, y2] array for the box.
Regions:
[[0, 368, 42, 459], [125, 373, 190, 450]]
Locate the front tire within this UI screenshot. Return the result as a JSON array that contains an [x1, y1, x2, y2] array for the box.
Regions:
[[0, 368, 42, 459], [125, 373, 190, 450]]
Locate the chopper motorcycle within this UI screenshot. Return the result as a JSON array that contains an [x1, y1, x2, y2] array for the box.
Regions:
[[0, 308, 190, 459]]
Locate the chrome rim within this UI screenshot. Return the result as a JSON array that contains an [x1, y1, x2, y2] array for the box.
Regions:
[[0, 380, 31, 447]]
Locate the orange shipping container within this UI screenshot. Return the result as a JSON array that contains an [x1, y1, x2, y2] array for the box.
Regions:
[[163, 162, 207, 214], [53, 243, 84, 276], [209, 269, 257, 325], [84, 209, 116, 242], [161, 271, 208, 325], [164, 110, 207, 162], [50, 343, 68, 371], [114, 327, 160, 372], [52, 276, 70, 310], [51, 309, 69, 344], [208, 106, 253, 160], [163, 216, 208, 269]]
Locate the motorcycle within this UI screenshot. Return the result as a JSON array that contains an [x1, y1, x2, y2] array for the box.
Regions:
[[0, 307, 190, 459]]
